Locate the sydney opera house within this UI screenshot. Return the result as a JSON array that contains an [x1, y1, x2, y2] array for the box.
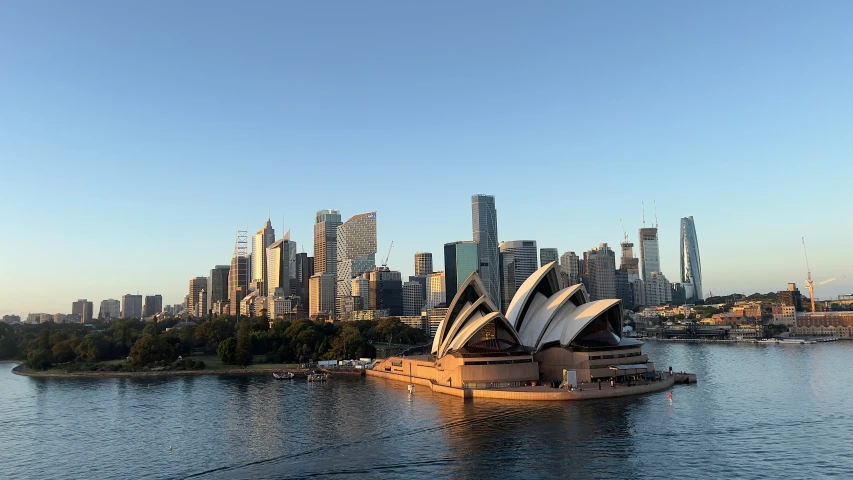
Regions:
[[369, 262, 686, 400]]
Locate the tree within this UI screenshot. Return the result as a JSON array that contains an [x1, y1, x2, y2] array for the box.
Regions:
[[142, 323, 159, 338], [325, 324, 367, 360], [51, 339, 77, 363], [75, 334, 110, 362], [236, 320, 252, 366], [27, 348, 53, 370], [129, 336, 177, 366], [196, 317, 235, 352], [217, 337, 237, 364]]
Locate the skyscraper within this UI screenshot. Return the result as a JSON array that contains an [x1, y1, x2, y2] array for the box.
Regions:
[[414, 252, 433, 276], [499, 251, 516, 311], [309, 272, 336, 318], [444, 241, 479, 303], [369, 267, 403, 316], [402, 281, 424, 316], [540, 248, 559, 267], [228, 229, 248, 316], [99, 299, 120, 321], [680, 216, 703, 302], [208, 265, 230, 308], [266, 239, 291, 298], [314, 209, 342, 275], [617, 237, 640, 310], [336, 212, 377, 314], [189, 277, 207, 317], [72, 299, 93, 323], [585, 243, 616, 301], [638, 227, 660, 281], [142, 295, 163, 317], [121, 294, 143, 319], [472, 194, 501, 310], [425, 272, 446, 309], [499, 240, 538, 290], [295, 253, 314, 311], [251, 218, 275, 294], [560, 251, 581, 287], [645, 271, 672, 306]]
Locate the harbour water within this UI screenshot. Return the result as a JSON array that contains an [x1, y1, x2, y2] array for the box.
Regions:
[[3, 341, 853, 479]]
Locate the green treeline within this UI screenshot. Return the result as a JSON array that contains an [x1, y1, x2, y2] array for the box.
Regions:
[[0, 316, 426, 372]]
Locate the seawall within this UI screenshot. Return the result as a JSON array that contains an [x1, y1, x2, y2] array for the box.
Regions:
[[366, 368, 675, 401]]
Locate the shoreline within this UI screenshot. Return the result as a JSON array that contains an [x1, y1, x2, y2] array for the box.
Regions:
[[10, 363, 310, 379], [366, 368, 678, 401]]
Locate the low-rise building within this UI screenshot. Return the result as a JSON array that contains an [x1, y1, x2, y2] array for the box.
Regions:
[[791, 312, 853, 337]]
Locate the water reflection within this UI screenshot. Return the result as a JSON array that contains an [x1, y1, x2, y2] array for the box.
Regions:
[[4, 343, 853, 479]]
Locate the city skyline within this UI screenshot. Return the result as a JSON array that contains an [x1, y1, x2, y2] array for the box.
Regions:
[[2, 2, 853, 314], [1, 199, 850, 315]]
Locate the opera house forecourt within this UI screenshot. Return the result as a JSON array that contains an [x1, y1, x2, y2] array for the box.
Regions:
[[368, 262, 695, 401]]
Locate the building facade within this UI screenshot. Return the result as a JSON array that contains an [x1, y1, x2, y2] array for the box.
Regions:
[[679, 216, 703, 302], [189, 277, 207, 318], [295, 253, 315, 311], [426, 272, 446, 310], [266, 239, 291, 298], [585, 243, 617, 301], [314, 209, 342, 276], [228, 229, 249, 316], [560, 251, 581, 287], [638, 227, 660, 281], [499, 240, 539, 305], [644, 271, 672, 306], [121, 294, 143, 319], [208, 265, 230, 309], [251, 218, 276, 294], [309, 272, 336, 319], [369, 267, 403, 316], [402, 281, 425, 317], [414, 252, 433, 276], [336, 212, 377, 315], [99, 299, 120, 321], [141, 295, 161, 318], [72, 299, 93, 323], [444, 241, 479, 304], [499, 251, 516, 313], [472, 194, 501, 311], [540, 248, 559, 267]]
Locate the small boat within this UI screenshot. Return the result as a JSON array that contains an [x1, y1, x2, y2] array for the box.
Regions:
[[307, 372, 330, 382], [273, 372, 294, 380], [777, 339, 816, 345]]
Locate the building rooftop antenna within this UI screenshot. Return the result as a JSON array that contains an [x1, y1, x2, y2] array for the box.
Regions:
[[620, 218, 628, 243], [642, 202, 646, 228]]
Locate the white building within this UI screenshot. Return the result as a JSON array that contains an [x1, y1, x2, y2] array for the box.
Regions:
[[644, 271, 672, 306], [426, 272, 446, 309], [266, 239, 291, 298], [309, 272, 337, 318], [252, 218, 276, 294], [99, 299, 120, 320], [639, 227, 660, 281]]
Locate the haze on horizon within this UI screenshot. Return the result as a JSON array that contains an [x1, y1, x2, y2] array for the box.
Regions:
[[1, 1, 852, 315]]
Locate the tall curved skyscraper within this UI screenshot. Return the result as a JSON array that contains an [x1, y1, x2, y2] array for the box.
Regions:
[[680, 216, 703, 302], [472, 194, 501, 311]]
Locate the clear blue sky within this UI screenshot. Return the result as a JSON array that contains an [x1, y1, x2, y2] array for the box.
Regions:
[[2, 1, 852, 315]]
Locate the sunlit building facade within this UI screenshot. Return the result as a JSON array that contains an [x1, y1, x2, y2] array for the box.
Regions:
[[679, 216, 703, 302]]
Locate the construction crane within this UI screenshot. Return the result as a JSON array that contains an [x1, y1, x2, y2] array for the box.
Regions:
[[620, 218, 628, 243], [802, 237, 846, 312], [382, 241, 394, 268]]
